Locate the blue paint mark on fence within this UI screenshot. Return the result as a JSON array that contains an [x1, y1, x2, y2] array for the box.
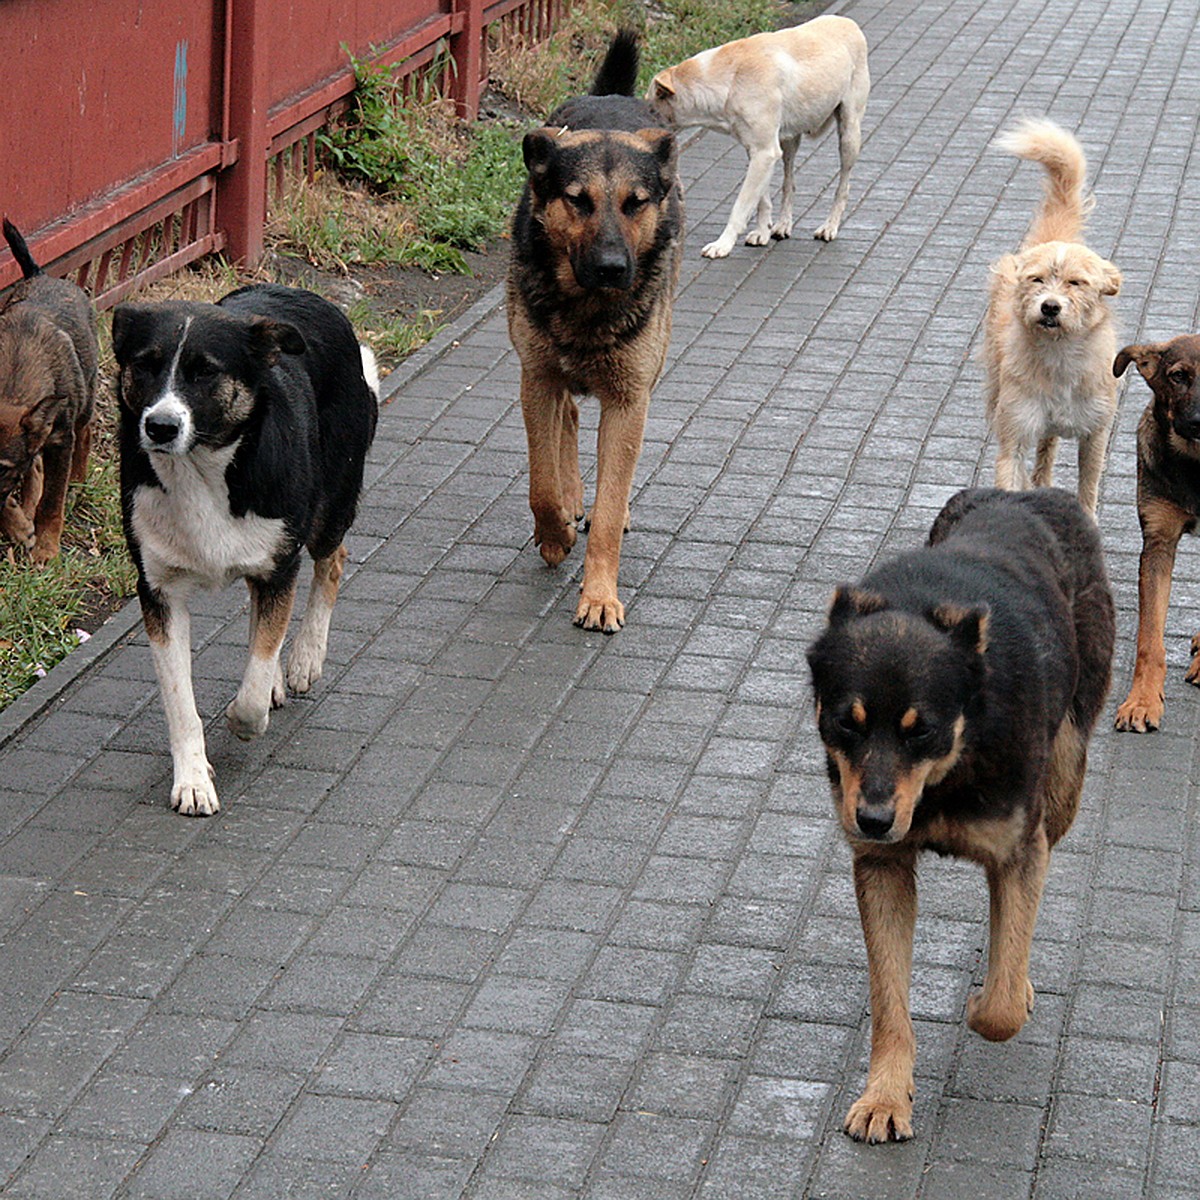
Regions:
[[172, 40, 188, 159]]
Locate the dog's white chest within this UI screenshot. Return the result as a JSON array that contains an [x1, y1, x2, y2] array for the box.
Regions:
[[132, 444, 287, 590]]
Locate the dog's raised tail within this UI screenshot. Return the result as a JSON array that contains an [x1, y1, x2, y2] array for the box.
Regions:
[[995, 118, 1091, 247], [590, 28, 639, 98], [2, 218, 43, 279]]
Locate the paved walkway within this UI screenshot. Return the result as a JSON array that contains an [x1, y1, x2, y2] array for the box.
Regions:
[[2, 0, 1199, 1195]]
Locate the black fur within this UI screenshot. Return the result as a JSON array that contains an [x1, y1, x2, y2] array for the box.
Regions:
[[2, 218, 42, 279], [808, 487, 1114, 844]]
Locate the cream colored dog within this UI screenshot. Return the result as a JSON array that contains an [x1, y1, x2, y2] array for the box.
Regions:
[[646, 15, 869, 258], [983, 119, 1122, 517]]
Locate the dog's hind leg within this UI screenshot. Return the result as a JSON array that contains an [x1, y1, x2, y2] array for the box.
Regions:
[[703, 139, 781, 258], [227, 574, 298, 741], [144, 585, 218, 816], [814, 100, 863, 242], [770, 136, 800, 241], [70, 416, 92, 483], [845, 847, 917, 1143], [288, 543, 348, 694], [1115, 496, 1188, 731], [968, 826, 1048, 1042]]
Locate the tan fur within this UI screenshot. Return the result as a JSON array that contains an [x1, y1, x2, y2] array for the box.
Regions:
[[983, 119, 1121, 516], [647, 15, 869, 256]]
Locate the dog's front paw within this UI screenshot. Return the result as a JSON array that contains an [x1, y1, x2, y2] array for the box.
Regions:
[[1114, 688, 1163, 733], [226, 697, 270, 741], [745, 229, 771, 247], [534, 513, 577, 568], [172, 763, 219, 817], [770, 220, 794, 241], [844, 1092, 913, 1144], [574, 591, 625, 634], [967, 982, 1033, 1042], [30, 534, 61, 569], [0, 498, 35, 550], [287, 639, 325, 695], [701, 237, 734, 259], [813, 221, 841, 242]]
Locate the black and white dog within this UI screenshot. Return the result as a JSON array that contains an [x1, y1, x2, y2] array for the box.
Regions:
[[112, 284, 379, 816]]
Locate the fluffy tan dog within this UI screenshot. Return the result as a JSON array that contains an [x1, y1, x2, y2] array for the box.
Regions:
[[646, 15, 869, 258], [983, 119, 1122, 517]]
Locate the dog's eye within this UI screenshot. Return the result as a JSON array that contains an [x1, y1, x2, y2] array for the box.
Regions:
[[1029, 275, 1044, 285], [1066, 279, 1084, 288], [622, 194, 649, 216], [564, 191, 593, 215], [834, 713, 863, 738]]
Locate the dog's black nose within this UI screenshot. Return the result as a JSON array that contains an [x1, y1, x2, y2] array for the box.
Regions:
[[1040, 300, 1061, 318], [590, 252, 634, 289], [143, 415, 182, 446], [855, 803, 895, 840]]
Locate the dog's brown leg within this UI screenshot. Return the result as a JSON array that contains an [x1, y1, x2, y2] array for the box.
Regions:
[[226, 575, 297, 740], [69, 417, 92, 484], [287, 543, 347, 694], [1115, 495, 1189, 731], [844, 846, 917, 1144], [968, 825, 1048, 1041], [520, 367, 578, 567], [1032, 435, 1059, 489], [30, 438, 72, 567], [575, 387, 649, 631]]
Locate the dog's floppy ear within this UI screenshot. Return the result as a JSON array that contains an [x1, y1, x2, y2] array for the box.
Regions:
[[523, 128, 560, 181], [1097, 259, 1122, 297], [929, 603, 990, 655], [1114, 342, 1164, 381], [248, 317, 306, 365], [828, 585, 888, 623], [110, 303, 154, 364]]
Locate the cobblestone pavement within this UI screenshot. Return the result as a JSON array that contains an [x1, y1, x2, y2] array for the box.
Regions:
[[2, 0, 1199, 1195]]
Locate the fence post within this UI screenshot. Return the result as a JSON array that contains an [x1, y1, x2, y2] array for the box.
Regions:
[[451, 0, 484, 119], [219, 0, 270, 265]]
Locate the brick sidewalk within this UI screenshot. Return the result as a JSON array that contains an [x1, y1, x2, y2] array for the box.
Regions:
[[2, 0, 1199, 1196]]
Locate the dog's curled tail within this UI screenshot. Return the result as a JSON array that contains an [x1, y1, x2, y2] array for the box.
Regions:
[[2, 218, 43, 279], [995, 118, 1092, 247], [590, 28, 639, 98]]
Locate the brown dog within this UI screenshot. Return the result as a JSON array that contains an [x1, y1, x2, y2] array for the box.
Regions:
[[1113, 335, 1200, 731], [508, 31, 682, 631], [0, 220, 98, 565]]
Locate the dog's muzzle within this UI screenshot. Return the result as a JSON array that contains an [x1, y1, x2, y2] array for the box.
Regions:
[[139, 399, 193, 455], [1037, 299, 1062, 329]]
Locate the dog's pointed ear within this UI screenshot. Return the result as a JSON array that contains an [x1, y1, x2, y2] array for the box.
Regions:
[[637, 128, 678, 187], [930, 603, 990, 655], [522, 128, 560, 178], [1098, 259, 1122, 296], [651, 73, 675, 101], [248, 317, 306, 365], [828, 585, 888, 623], [1114, 342, 1163, 381]]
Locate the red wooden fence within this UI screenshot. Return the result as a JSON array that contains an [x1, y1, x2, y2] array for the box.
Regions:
[[0, 0, 563, 307]]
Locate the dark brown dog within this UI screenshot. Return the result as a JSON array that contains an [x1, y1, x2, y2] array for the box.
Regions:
[[0, 219, 98, 565], [1113, 335, 1200, 731], [507, 30, 683, 632]]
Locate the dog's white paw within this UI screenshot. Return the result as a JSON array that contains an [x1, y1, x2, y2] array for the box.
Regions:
[[286, 639, 326, 695], [770, 220, 793, 240], [813, 221, 840, 242], [745, 229, 771, 246], [272, 659, 287, 708], [171, 763, 219, 817], [226, 696, 270, 741], [701, 238, 734, 259]]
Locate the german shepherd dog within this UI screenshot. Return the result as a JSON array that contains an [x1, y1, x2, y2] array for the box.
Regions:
[[1113, 335, 1200, 732], [113, 285, 378, 816], [507, 30, 683, 632], [807, 487, 1113, 1143], [0, 219, 98, 564]]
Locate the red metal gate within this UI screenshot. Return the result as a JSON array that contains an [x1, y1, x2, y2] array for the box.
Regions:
[[0, 0, 560, 306]]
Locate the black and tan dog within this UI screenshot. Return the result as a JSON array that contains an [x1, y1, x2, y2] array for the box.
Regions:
[[1113, 335, 1200, 732], [807, 487, 1113, 1143], [0, 219, 98, 565], [507, 29, 683, 632]]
